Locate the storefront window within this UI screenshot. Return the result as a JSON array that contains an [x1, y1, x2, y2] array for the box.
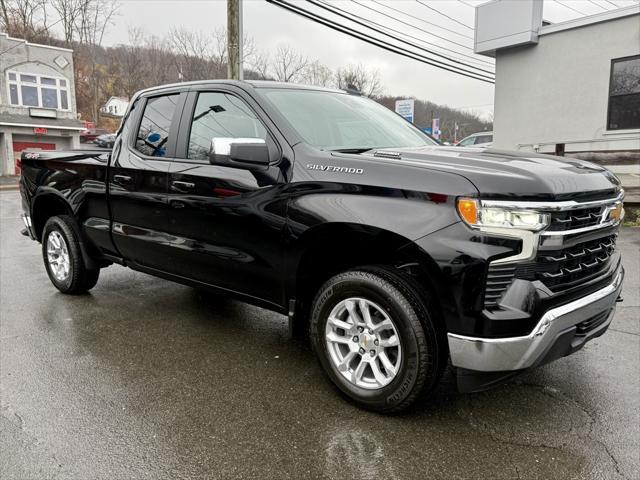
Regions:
[[6, 71, 71, 111]]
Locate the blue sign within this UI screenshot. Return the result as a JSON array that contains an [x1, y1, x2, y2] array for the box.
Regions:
[[422, 127, 433, 134]]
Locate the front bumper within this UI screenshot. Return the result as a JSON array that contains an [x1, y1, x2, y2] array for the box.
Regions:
[[448, 267, 623, 373]]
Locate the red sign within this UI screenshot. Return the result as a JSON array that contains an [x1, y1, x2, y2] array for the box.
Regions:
[[33, 127, 47, 135]]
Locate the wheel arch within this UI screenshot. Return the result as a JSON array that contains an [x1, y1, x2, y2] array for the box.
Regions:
[[31, 189, 75, 241], [31, 189, 103, 270], [287, 222, 448, 330]]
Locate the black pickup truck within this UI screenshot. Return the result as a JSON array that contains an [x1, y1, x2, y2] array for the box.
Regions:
[[20, 81, 625, 413]]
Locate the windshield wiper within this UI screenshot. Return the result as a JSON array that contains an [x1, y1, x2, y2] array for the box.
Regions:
[[330, 147, 375, 154]]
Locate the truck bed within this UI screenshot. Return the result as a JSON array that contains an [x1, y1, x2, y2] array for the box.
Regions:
[[20, 149, 110, 162]]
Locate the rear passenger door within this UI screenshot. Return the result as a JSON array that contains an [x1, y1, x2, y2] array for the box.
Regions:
[[164, 87, 289, 306], [108, 91, 186, 270]]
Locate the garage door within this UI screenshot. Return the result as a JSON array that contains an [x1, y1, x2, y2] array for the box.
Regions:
[[13, 141, 55, 175]]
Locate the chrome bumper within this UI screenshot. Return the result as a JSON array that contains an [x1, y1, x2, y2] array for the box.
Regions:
[[448, 270, 623, 372]]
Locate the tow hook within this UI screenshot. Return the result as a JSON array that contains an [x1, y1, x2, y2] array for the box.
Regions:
[[616, 295, 624, 303]]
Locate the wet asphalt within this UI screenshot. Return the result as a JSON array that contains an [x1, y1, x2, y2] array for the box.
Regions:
[[1, 190, 638, 480]]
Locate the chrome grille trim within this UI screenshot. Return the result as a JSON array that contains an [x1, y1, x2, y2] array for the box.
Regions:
[[480, 191, 623, 211]]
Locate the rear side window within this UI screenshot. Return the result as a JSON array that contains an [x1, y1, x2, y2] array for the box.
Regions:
[[135, 94, 179, 157], [188, 92, 267, 160], [475, 135, 493, 144]]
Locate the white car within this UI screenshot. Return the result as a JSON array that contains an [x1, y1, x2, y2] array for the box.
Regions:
[[457, 131, 493, 147]]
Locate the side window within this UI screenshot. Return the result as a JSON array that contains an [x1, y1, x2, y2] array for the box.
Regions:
[[134, 94, 179, 157], [476, 135, 493, 144], [188, 92, 267, 160], [458, 136, 475, 146]]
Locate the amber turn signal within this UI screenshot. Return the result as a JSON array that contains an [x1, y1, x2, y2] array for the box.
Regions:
[[609, 203, 624, 221], [457, 198, 478, 225]]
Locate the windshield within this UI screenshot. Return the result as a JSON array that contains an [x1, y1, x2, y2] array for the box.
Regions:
[[260, 88, 437, 151]]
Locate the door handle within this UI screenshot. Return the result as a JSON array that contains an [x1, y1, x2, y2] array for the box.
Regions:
[[113, 174, 132, 185], [171, 180, 195, 193]]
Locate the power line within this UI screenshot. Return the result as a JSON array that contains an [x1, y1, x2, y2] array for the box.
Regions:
[[335, 0, 495, 69], [554, 0, 588, 16], [266, 0, 495, 84], [605, 0, 637, 6], [309, 0, 494, 76], [415, 0, 475, 31], [360, 0, 474, 40], [587, 0, 609, 10], [344, 2, 473, 40], [354, 0, 479, 54]]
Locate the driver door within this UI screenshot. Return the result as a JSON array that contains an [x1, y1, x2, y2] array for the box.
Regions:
[[164, 88, 287, 305]]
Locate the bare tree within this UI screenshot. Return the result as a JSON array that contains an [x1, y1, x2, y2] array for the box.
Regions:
[[247, 50, 271, 80], [73, 0, 119, 123], [50, 0, 82, 47], [111, 26, 149, 96], [301, 60, 334, 88], [1, 0, 49, 42], [0, 0, 11, 30], [271, 45, 308, 83], [144, 34, 176, 85], [168, 27, 234, 80], [336, 63, 383, 98], [73, 0, 117, 47], [210, 27, 228, 69]]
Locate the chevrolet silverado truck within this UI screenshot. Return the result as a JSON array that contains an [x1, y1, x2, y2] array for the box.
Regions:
[[20, 81, 625, 413]]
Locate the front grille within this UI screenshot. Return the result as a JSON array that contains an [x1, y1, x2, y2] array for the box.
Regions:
[[547, 206, 603, 231], [482, 195, 622, 310], [516, 234, 617, 292]]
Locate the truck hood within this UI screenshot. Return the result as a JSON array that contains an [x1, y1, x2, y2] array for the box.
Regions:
[[371, 146, 622, 201]]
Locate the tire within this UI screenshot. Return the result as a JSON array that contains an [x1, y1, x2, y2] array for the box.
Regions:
[[42, 215, 100, 294], [310, 266, 445, 413]]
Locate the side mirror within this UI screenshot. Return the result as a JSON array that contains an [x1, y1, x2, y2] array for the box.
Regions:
[[209, 137, 270, 169]]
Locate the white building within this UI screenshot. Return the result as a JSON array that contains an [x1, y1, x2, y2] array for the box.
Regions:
[[0, 33, 84, 176], [100, 96, 129, 118], [475, 1, 640, 155]]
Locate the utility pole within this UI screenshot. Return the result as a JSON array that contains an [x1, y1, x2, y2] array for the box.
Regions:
[[227, 0, 243, 80]]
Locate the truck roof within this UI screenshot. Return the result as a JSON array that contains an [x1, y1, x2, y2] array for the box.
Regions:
[[133, 79, 346, 99]]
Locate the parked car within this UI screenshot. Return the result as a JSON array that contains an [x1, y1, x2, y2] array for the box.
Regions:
[[94, 133, 116, 149], [80, 128, 109, 143], [19, 81, 624, 413], [457, 131, 493, 147]]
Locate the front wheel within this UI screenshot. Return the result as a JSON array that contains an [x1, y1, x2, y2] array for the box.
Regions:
[[42, 215, 100, 294], [310, 267, 445, 413]]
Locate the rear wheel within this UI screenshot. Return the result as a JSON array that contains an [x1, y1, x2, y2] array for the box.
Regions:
[[42, 215, 100, 294], [310, 266, 445, 413]]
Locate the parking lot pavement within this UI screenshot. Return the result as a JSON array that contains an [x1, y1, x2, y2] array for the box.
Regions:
[[1, 189, 638, 480]]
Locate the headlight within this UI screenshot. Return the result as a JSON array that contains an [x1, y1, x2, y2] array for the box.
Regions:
[[456, 198, 550, 231]]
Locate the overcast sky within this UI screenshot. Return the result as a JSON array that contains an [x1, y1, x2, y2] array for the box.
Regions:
[[89, 0, 639, 119]]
